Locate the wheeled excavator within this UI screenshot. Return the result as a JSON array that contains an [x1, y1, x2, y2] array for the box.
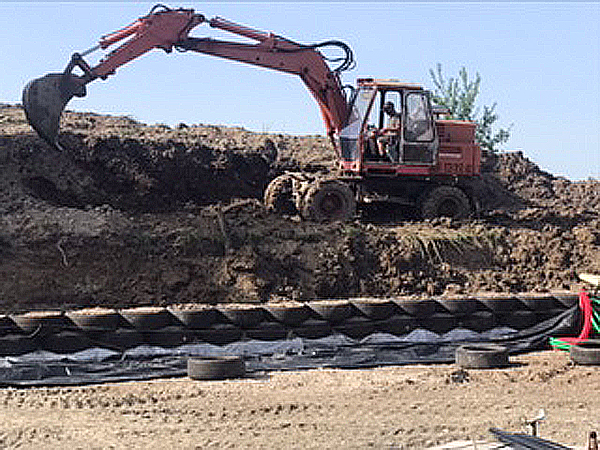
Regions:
[[23, 5, 482, 222]]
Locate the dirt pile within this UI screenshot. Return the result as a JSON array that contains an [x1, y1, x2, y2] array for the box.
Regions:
[[0, 104, 598, 312]]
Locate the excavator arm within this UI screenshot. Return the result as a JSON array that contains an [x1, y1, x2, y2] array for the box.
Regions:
[[22, 5, 352, 148], [178, 16, 350, 139]]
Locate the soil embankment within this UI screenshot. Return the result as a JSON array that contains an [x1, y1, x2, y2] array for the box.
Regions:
[[0, 104, 598, 312]]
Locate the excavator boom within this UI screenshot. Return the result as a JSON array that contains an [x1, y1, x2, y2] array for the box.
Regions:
[[22, 5, 352, 148]]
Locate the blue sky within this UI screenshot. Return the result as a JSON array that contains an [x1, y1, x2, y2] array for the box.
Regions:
[[1, 2, 598, 180]]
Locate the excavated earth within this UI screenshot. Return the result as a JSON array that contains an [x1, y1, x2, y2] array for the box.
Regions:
[[0, 103, 599, 448]]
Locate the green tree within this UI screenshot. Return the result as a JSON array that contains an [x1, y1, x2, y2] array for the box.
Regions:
[[429, 63, 511, 153]]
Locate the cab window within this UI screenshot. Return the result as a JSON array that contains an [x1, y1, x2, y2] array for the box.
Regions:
[[405, 92, 434, 142]]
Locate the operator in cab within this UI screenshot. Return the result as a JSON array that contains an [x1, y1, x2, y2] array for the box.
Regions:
[[376, 101, 401, 161]]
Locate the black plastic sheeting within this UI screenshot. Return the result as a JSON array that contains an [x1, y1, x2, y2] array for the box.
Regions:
[[489, 428, 571, 449], [0, 306, 578, 387]]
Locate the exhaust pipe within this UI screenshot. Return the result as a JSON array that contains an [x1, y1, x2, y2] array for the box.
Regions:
[[22, 72, 87, 149]]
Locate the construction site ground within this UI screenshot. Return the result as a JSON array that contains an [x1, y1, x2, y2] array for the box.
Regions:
[[0, 351, 596, 449], [0, 104, 599, 448]]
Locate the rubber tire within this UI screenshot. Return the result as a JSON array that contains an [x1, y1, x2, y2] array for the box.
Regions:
[[10, 312, 72, 336], [536, 308, 571, 323], [66, 309, 121, 331], [307, 302, 357, 325], [477, 294, 523, 313], [436, 297, 481, 315], [119, 308, 175, 330], [393, 298, 437, 317], [333, 316, 376, 339], [0, 315, 20, 337], [188, 356, 246, 380], [169, 308, 226, 330], [85, 329, 145, 351], [374, 315, 418, 336], [245, 322, 289, 341], [302, 179, 356, 222], [39, 331, 93, 354], [570, 340, 600, 365], [291, 319, 332, 339], [351, 300, 400, 321], [419, 313, 458, 335], [552, 292, 579, 308], [265, 305, 313, 326], [516, 293, 561, 311], [455, 344, 509, 369], [143, 326, 195, 348], [420, 185, 471, 219], [264, 174, 297, 215], [217, 307, 267, 329], [194, 324, 243, 346]]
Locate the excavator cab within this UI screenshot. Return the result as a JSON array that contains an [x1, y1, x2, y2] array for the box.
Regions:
[[338, 79, 439, 174]]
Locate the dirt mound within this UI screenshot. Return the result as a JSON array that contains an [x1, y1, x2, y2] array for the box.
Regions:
[[0, 104, 598, 312]]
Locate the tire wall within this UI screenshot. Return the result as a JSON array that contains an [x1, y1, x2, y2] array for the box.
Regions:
[[0, 292, 579, 356]]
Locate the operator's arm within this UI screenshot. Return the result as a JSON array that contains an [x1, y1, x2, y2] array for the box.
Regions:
[[379, 115, 401, 134]]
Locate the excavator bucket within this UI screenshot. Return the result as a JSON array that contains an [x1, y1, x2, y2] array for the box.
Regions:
[[22, 73, 85, 148]]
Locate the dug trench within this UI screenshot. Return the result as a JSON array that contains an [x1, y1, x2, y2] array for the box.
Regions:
[[0, 103, 598, 313]]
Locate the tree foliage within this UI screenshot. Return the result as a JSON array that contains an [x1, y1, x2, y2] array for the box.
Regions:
[[429, 63, 511, 153]]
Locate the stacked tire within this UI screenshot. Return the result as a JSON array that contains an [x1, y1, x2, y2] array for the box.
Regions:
[[0, 292, 579, 356]]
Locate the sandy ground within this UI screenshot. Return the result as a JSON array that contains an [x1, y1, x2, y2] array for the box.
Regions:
[[0, 350, 596, 449]]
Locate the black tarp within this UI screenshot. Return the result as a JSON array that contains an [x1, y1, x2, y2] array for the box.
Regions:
[[0, 306, 579, 387]]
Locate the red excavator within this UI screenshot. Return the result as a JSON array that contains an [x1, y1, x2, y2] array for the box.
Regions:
[[23, 5, 482, 221]]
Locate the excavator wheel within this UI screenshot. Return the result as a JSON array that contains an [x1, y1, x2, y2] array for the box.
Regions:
[[301, 179, 356, 222], [420, 185, 472, 220], [264, 174, 298, 215]]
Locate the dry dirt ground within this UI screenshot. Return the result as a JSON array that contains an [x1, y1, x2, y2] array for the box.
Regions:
[[0, 351, 597, 449]]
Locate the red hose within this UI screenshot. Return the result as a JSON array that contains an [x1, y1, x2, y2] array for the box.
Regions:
[[554, 290, 592, 346]]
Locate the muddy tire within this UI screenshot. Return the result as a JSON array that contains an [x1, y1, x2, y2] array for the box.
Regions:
[[570, 340, 600, 365], [420, 185, 471, 219], [265, 304, 312, 326], [11, 311, 72, 336], [66, 309, 121, 331], [455, 344, 509, 369], [302, 179, 355, 222], [187, 356, 246, 380], [264, 174, 297, 215], [218, 307, 268, 329], [119, 308, 175, 330], [308, 302, 357, 324]]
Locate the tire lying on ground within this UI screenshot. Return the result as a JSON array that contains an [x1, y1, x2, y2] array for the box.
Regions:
[[570, 340, 600, 365], [455, 344, 509, 369], [420, 185, 471, 219], [187, 356, 246, 380]]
